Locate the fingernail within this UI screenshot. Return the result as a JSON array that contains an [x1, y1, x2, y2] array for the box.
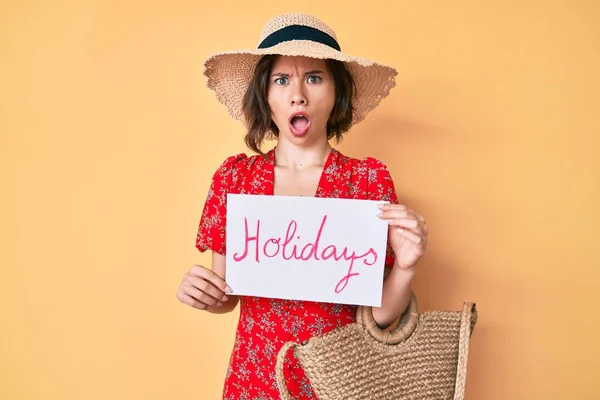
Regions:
[[376, 212, 383, 217], [377, 204, 385, 210], [397, 228, 404, 233], [222, 295, 229, 302], [216, 302, 223, 307], [225, 286, 232, 293]]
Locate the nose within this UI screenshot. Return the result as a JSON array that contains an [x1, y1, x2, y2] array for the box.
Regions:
[[290, 82, 307, 106]]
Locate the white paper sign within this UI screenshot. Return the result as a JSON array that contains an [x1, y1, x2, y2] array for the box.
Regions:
[[225, 194, 389, 306]]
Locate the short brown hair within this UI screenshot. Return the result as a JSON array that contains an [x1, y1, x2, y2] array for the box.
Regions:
[[241, 55, 357, 156]]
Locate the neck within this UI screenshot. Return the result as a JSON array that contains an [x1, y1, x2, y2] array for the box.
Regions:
[[274, 138, 332, 170]]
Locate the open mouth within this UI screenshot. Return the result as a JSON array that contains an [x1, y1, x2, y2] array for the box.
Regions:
[[289, 113, 311, 136]]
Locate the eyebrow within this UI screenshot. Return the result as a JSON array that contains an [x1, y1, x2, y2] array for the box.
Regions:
[[271, 70, 325, 77]]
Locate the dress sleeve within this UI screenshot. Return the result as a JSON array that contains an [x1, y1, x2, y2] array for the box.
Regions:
[[195, 154, 246, 255], [365, 157, 399, 269]]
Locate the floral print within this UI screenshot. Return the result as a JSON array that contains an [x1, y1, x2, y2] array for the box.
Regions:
[[196, 147, 398, 399]]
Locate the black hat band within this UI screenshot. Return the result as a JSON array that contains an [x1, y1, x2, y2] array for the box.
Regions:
[[258, 24, 341, 51]]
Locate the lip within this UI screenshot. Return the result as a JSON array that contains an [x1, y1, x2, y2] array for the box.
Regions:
[[288, 112, 311, 137], [288, 111, 311, 124]]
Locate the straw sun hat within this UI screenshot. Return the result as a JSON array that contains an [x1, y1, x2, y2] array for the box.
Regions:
[[203, 13, 398, 127]]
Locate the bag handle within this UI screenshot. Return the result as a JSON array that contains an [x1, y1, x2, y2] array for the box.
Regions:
[[275, 341, 297, 400], [453, 302, 478, 400], [274, 295, 419, 399], [275, 296, 476, 399], [356, 291, 420, 345]]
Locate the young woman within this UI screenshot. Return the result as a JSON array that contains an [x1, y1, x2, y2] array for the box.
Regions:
[[177, 13, 429, 399]]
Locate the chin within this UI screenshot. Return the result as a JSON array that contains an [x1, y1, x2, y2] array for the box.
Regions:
[[285, 131, 315, 144]]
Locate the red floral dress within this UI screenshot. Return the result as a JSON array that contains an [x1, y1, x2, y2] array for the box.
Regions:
[[196, 147, 399, 400]]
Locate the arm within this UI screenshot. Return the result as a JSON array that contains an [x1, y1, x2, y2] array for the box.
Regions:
[[177, 252, 240, 314], [205, 252, 240, 314], [187, 154, 246, 314], [364, 156, 428, 330], [372, 201, 428, 330], [372, 264, 415, 330]]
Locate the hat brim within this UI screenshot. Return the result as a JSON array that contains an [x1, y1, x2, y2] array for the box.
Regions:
[[203, 40, 398, 127]]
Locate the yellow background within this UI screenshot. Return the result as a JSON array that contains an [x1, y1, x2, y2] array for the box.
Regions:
[[2, 1, 599, 399]]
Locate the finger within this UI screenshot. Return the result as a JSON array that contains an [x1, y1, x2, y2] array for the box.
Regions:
[[389, 219, 428, 245], [184, 280, 224, 307], [190, 264, 232, 293], [377, 203, 407, 211], [378, 209, 411, 220], [187, 275, 229, 304], [387, 218, 422, 232], [377, 204, 426, 224], [378, 208, 425, 223], [394, 227, 426, 247], [178, 293, 211, 311]]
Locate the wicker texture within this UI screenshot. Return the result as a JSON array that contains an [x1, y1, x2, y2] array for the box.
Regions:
[[203, 13, 398, 128], [276, 294, 477, 400], [257, 13, 339, 43]]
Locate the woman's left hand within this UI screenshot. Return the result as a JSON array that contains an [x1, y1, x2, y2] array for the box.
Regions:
[[377, 204, 428, 270]]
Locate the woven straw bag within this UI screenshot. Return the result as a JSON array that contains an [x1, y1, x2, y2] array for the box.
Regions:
[[275, 293, 478, 400]]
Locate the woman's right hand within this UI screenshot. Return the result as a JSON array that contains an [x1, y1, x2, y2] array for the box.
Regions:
[[176, 264, 232, 311]]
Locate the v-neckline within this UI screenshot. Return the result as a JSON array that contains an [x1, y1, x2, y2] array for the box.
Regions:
[[266, 146, 336, 198]]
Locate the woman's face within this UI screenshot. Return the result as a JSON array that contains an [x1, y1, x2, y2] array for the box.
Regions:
[[267, 56, 335, 145]]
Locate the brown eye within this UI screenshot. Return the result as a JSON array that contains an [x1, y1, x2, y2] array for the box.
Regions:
[[275, 77, 288, 85], [307, 75, 322, 84]]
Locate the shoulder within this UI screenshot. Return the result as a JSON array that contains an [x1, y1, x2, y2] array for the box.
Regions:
[[216, 152, 270, 175], [361, 157, 393, 189], [333, 149, 391, 175], [212, 152, 260, 176], [214, 153, 249, 173], [335, 151, 395, 199], [211, 152, 271, 187], [361, 155, 390, 173]]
